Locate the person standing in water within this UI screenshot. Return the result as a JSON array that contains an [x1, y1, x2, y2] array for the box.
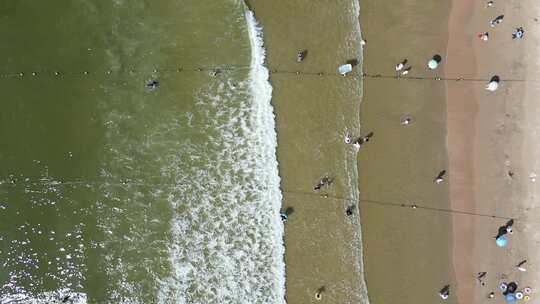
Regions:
[[313, 176, 334, 191]]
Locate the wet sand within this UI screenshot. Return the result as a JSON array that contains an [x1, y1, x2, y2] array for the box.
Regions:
[[244, 1, 369, 303], [358, 0, 455, 303]]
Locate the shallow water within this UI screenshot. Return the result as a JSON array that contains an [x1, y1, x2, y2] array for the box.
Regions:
[[0, 1, 284, 303]]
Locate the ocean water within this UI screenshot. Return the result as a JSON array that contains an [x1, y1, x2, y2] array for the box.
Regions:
[[0, 1, 284, 303]]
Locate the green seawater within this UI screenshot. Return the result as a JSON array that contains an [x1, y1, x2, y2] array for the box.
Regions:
[[0, 1, 285, 303]]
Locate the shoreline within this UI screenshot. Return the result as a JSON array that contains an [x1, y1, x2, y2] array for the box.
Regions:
[[244, 1, 369, 303]]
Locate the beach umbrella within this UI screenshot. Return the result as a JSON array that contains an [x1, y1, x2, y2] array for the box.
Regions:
[[515, 292, 524, 300], [428, 59, 438, 69], [496, 235, 508, 247], [524, 287, 533, 294], [505, 294, 517, 302]]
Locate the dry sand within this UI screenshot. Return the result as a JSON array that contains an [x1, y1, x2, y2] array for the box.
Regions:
[[446, 0, 540, 302], [360, 0, 540, 300]]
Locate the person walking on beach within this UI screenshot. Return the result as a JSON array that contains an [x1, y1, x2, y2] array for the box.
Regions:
[[516, 259, 527, 272], [439, 285, 450, 300], [395, 59, 407, 72], [477, 272, 487, 285], [434, 170, 446, 184], [401, 116, 412, 126], [352, 132, 374, 150], [489, 15, 504, 27]]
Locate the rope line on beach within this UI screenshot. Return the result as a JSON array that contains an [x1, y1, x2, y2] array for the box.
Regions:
[[362, 73, 529, 83], [0, 66, 359, 79], [360, 199, 512, 220], [281, 189, 513, 220], [0, 65, 533, 84]]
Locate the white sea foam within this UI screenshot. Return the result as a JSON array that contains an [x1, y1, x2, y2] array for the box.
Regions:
[[155, 9, 284, 304], [244, 9, 286, 303]]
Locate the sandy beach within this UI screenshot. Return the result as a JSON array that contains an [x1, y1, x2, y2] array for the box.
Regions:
[[360, 0, 540, 302], [248, 0, 540, 302], [358, 0, 455, 303], [446, 0, 540, 302]]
